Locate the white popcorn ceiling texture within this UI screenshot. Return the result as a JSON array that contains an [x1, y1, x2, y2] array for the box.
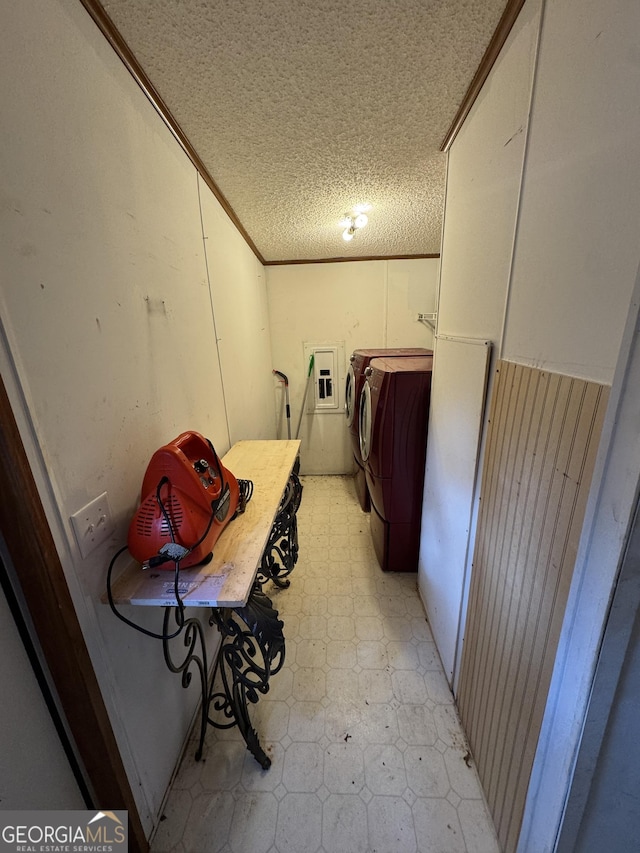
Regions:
[[102, 0, 509, 261]]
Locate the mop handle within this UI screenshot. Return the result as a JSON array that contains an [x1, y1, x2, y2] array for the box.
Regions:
[[294, 354, 315, 440]]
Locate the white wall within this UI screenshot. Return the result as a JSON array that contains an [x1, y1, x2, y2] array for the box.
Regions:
[[266, 258, 438, 473], [419, 0, 543, 684], [0, 0, 275, 835], [502, 0, 640, 383], [436, 0, 542, 342], [424, 0, 640, 848], [508, 0, 640, 848], [200, 191, 276, 442]]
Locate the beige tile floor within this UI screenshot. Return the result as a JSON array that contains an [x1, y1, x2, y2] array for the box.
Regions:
[[151, 475, 500, 853]]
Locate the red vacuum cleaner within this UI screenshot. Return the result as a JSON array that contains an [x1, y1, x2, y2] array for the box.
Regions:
[[127, 431, 250, 570]]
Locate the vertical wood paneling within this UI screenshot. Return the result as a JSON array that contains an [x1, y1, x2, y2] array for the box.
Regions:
[[458, 361, 609, 853]]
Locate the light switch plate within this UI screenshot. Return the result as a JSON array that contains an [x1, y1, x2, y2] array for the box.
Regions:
[[70, 491, 114, 559]]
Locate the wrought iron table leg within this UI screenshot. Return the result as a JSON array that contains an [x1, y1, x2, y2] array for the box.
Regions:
[[158, 466, 299, 766], [162, 607, 209, 761], [258, 468, 303, 588], [207, 582, 285, 768]]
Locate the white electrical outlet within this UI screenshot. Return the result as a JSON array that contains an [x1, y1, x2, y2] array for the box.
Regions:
[[70, 491, 114, 559]]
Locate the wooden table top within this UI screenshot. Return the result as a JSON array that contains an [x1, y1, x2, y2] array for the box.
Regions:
[[105, 439, 301, 608]]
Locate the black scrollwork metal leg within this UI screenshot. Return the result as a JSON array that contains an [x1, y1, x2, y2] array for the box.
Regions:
[[162, 607, 209, 761], [156, 466, 297, 766], [258, 469, 303, 588], [207, 583, 285, 768]]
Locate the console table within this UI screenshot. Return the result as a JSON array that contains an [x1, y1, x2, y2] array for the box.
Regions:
[[106, 439, 301, 768]]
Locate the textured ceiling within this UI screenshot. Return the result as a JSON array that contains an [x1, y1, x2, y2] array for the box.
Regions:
[[99, 0, 510, 262]]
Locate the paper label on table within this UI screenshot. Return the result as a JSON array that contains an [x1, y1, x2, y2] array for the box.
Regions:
[[162, 581, 199, 597], [155, 570, 234, 606]]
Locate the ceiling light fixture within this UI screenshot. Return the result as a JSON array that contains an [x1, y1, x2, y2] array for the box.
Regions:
[[341, 205, 371, 242], [342, 225, 355, 242]]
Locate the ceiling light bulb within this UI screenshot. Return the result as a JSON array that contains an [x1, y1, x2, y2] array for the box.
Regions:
[[342, 227, 355, 242], [354, 213, 368, 229]]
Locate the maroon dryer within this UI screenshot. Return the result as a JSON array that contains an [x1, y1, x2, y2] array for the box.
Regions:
[[345, 348, 432, 511], [359, 355, 433, 572]]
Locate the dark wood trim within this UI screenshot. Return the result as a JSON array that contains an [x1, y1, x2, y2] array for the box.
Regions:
[[0, 376, 149, 853], [264, 253, 440, 266], [440, 0, 527, 152], [77, 0, 265, 266]]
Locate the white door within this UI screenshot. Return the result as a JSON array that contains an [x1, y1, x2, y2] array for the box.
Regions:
[[0, 555, 85, 809]]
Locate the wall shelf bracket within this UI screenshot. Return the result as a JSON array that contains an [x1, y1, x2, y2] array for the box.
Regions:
[[417, 312, 437, 331]]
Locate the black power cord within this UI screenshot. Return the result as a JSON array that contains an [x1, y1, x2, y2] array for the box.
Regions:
[[106, 545, 187, 641]]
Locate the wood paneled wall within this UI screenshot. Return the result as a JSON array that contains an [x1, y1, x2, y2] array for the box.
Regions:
[[458, 361, 609, 853]]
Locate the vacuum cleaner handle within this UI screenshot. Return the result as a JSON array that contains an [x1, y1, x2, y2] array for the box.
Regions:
[[273, 369, 292, 439]]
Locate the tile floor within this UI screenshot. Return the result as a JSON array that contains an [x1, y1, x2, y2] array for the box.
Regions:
[[151, 475, 500, 853]]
